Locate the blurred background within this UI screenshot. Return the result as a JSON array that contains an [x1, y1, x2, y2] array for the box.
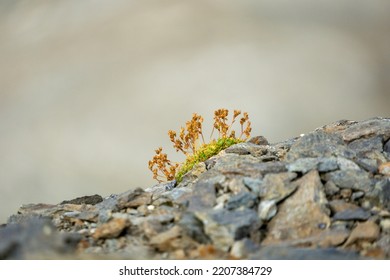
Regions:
[[0, 0, 389, 223]]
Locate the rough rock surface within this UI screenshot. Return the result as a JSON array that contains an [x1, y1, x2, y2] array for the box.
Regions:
[[1, 117, 390, 259]]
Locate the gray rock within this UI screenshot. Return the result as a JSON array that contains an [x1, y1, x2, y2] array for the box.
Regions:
[[365, 179, 390, 210], [348, 135, 383, 155], [258, 172, 298, 202], [187, 174, 223, 211], [230, 238, 260, 259], [226, 192, 258, 210], [323, 170, 374, 192], [243, 177, 262, 195], [324, 180, 340, 196], [0, 218, 81, 259], [60, 194, 103, 205], [196, 209, 260, 251], [384, 139, 390, 154], [286, 131, 355, 161], [354, 158, 378, 173], [178, 212, 210, 244], [340, 118, 390, 142], [287, 157, 339, 174], [332, 208, 371, 221]]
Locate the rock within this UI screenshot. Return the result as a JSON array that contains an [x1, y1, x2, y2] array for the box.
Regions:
[[258, 172, 298, 202], [263, 170, 330, 244], [60, 194, 103, 205], [287, 157, 338, 174], [323, 170, 374, 192], [379, 219, 390, 233], [324, 180, 340, 196], [365, 179, 390, 210], [344, 220, 380, 247], [243, 177, 262, 194], [226, 177, 248, 193], [0, 218, 81, 259], [149, 225, 182, 251], [340, 188, 353, 199], [379, 162, 390, 176], [348, 136, 384, 156], [332, 208, 371, 221], [178, 212, 210, 244], [354, 158, 378, 173], [351, 191, 365, 201], [258, 200, 277, 221], [247, 136, 269, 146], [328, 200, 359, 214], [3, 118, 390, 260], [340, 118, 390, 142], [230, 238, 260, 259], [92, 218, 129, 240], [226, 192, 257, 210], [117, 188, 153, 209], [187, 174, 223, 211], [384, 139, 390, 154], [286, 131, 354, 161], [196, 209, 260, 252]]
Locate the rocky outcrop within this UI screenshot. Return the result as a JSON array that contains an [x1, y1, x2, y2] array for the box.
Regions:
[[1, 118, 390, 259]]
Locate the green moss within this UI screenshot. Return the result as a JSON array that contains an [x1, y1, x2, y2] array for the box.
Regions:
[[175, 137, 243, 182]]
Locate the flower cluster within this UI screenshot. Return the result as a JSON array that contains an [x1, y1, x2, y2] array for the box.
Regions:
[[148, 109, 252, 183]]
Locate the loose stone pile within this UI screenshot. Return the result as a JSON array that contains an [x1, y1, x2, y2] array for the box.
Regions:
[[1, 118, 390, 259]]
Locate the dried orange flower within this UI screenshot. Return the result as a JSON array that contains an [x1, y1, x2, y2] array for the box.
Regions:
[[148, 109, 252, 183]]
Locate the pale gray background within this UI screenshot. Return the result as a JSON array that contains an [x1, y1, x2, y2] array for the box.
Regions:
[[1, 0, 389, 223]]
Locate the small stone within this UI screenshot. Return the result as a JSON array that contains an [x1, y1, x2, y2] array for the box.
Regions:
[[287, 158, 320, 174], [344, 220, 380, 247], [379, 162, 390, 176], [318, 158, 340, 172], [178, 212, 210, 244], [354, 158, 379, 173], [247, 136, 269, 146], [324, 180, 340, 196], [149, 225, 182, 251], [340, 188, 352, 199], [92, 218, 129, 240], [243, 177, 262, 195], [226, 192, 257, 210], [258, 172, 298, 203], [323, 170, 373, 192], [333, 208, 371, 221], [380, 219, 390, 233], [230, 238, 260, 259], [117, 188, 153, 209], [336, 157, 361, 170], [147, 205, 155, 211], [328, 200, 359, 214], [351, 191, 365, 201], [258, 200, 277, 221], [227, 177, 248, 193]]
